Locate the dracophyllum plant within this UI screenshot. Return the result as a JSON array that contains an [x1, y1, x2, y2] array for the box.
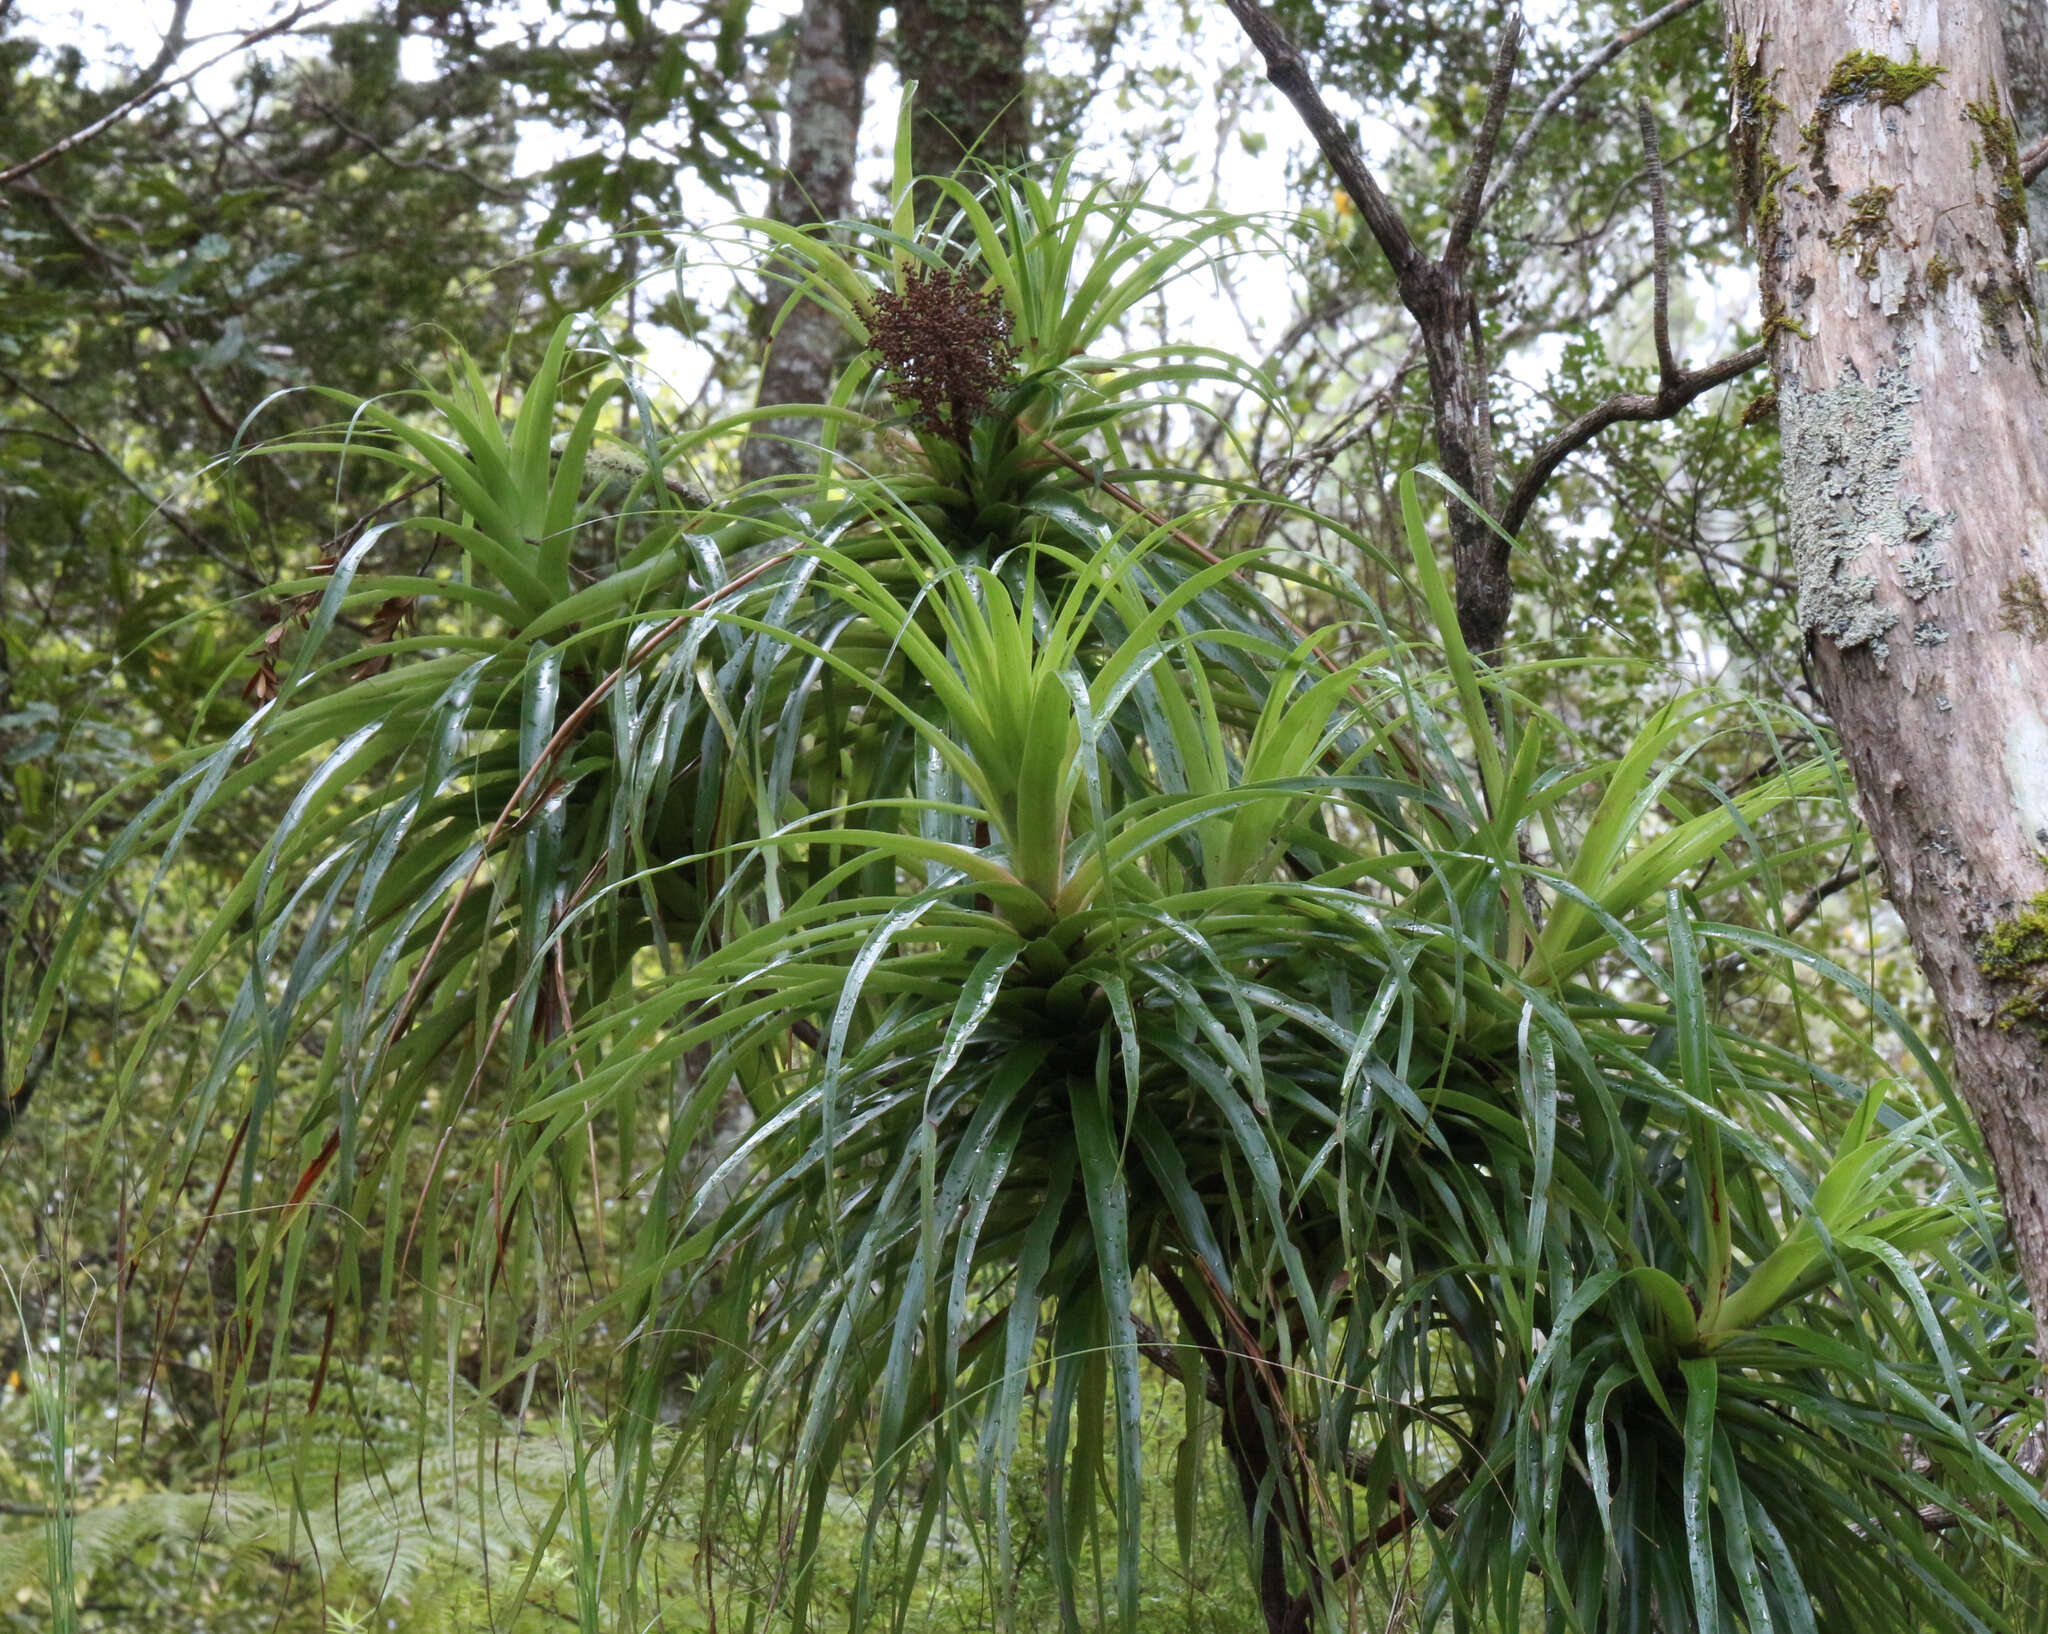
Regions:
[[14, 135, 2048, 1634]]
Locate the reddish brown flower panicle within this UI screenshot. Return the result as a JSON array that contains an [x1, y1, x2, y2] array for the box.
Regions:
[[866, 264, 1020, 448]]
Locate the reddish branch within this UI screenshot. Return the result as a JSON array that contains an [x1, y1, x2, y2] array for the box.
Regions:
[[1151, 1259, 1303, 1633], [1282, 1466, 1473, 1633]]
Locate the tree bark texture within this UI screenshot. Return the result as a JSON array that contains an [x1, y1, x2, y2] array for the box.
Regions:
[[1727, 0, 2048, 1321], [895, 0, 1029, 208], [741, 0, 879, 484], [2002, 0, 2048, 308]]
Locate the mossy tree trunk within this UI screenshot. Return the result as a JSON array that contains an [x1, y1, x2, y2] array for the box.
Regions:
[[1728, 0, 2048, 1322], [895, 0, 1029, 212], [741, 0, 881, 484]]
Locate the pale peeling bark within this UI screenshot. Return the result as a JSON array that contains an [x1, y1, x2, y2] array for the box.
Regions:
[[1729, 0, 2048, 1321], [742, 0, 879, 485]]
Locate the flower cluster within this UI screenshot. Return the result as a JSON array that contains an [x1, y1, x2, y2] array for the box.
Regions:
[[865, 263, 1020, 448]]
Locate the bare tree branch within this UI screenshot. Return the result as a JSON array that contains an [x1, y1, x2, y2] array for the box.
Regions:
[[1224, 0, 1745, 653], [1224, 0, 1511, 648], [1481, 0, 1706, 220], [1444, 10, 1524, 268], [1219, 0, 1424, 285], [1636, 97, 1679, 384], [0, 3, 335, 189], [1500, 344, 1765, 536], [137, 0, 198, 85], [1493, 101, 1760, 537]]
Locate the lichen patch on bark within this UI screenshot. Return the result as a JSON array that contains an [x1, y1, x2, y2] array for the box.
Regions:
[[1778, 358, 1954, 651]]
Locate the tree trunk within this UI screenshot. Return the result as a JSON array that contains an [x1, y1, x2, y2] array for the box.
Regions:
[[741, 0, 880, 485], [894, 0, 1029, 213], [1151, 1262, 1303, 1634], [2002, 0, 2048, 308], [1727, 0, 2048, 1321]]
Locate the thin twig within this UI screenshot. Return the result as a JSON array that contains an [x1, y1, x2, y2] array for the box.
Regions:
[[0, 369, 265, 589], [1636, 97, 1678, 385], [0, 3, 335, 188], [1497, 137, 1718, 255], [1481, 0, 1706, 220], [140, 1114, 250, 1443], [1784, 855, 1882, 932], [1039, 440, 1224, 566], [1227, 331, 1425, 549], [1683, 534, 1796, 593], [1707, 855, 1881, 981], [1133, 1315, 1228, 1403], [6, 177, 132, 270], [300, 93, 533, 202], [1320, 1469, 1470, 1586]]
